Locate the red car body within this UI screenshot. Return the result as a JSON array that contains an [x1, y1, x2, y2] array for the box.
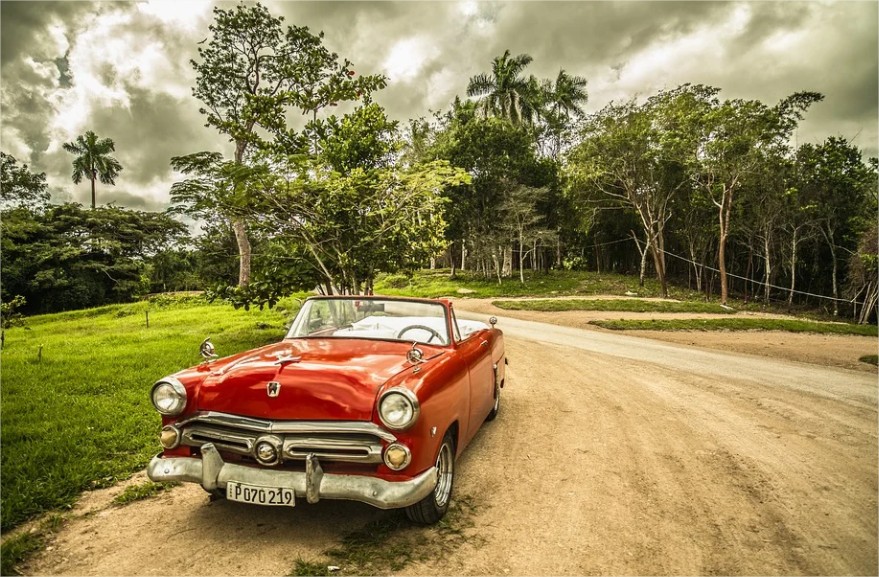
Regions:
[[147, 296, 505, 523]]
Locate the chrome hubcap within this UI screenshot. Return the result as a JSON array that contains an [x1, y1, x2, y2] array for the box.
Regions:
[[434, 442, 453, 508]]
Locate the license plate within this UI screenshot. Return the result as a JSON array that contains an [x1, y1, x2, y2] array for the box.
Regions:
[[226, 481, 295, 507]]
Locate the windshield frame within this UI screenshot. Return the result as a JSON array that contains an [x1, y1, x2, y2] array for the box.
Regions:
[[286, 296, 453, 347]]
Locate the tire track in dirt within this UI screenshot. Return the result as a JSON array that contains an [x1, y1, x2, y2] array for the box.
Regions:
[[19, 322, 877, 576]]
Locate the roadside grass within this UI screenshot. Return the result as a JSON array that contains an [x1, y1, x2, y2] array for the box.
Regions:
[[0, 294, 303, 532], [374, 269, 680, 299], [0, 514, 65, 576], [289, 495, 482, 576], [492, 298, 736, 314], [589, 318, 878, 336], [859, 354, 878, 366], [112, 480, 180, 506]]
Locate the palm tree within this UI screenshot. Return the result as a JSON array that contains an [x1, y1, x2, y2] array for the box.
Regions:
[[542, 69, 589, 157], [62, 131, 122, 209], [545, 69, 588, 121], [467, 50, 539, 125]]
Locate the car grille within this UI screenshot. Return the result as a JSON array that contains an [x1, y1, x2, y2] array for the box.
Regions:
[[177, 412, 392, 465]]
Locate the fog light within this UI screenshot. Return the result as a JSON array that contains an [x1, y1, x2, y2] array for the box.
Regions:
[[383, 443, 411, 471], [255, 440, 279, 465], [160, 426, 180, 449]]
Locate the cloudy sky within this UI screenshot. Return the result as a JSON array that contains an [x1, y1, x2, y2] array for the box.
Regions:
[[1, 0, 877, 211]]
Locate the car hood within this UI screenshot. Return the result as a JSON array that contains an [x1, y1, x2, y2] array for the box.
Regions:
[[194, 339, 421, 421]]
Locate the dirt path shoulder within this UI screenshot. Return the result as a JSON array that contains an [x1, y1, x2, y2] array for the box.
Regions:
[[452, 298, 878, 373]]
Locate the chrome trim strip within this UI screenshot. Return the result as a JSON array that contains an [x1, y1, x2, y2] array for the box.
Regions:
[[174, 411, 398, 443], [147, 445, 438, 510]]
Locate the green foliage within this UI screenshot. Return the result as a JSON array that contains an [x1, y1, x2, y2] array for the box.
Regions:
[[467, 50, 540, 125], [492, 298, 735, 314], [61, 131, 122, 208], [859, 355, 878, 366], [192, 2, 386, 158], [1, 203, 187, 314], [0, 152, 49, 210], [1, 295, 28, 329], [589, 317, 877, 336], [0, 300, 297, 530]]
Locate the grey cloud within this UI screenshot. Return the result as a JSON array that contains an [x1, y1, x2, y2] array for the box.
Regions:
[[2, 0, 876, 209], [88, 87, 220, 188]]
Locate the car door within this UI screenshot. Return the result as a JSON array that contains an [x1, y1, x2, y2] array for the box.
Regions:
[[451, 311, 495, 445]]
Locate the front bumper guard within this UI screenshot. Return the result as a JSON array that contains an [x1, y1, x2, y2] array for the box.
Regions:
[[147, 443, 437, 510]]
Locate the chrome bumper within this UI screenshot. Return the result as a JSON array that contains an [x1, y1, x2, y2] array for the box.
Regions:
[[147, 443, 437, 510]]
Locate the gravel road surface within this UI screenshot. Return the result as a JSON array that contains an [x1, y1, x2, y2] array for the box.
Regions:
[[22, 316, 877, 575]]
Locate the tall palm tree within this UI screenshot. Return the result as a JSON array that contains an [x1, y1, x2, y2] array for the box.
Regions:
[[542, 69, 589, 157], [62, 131, 122, 209], [467, 50, 539, 125], [545, 69, 588, 122]]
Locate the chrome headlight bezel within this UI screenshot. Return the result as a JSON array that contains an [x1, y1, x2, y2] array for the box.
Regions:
[[383, 442, 412, 471], [150, 377, 187, 416], [378, 387, 420, 431]]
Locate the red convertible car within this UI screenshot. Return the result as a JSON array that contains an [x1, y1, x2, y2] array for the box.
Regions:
[[147, 296, 506, 523]]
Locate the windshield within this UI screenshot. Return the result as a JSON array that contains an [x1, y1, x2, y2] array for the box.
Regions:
[[287, 298, 450, 345]]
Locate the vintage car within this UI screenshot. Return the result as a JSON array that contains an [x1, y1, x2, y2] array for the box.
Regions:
[[147, 295, 506, 523]]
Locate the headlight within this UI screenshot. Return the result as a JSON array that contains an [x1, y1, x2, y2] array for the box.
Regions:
[[378, 388, 420, 431], [151, 377, 187, 416]]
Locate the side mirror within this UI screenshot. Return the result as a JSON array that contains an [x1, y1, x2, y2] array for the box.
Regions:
[[489, 316, 497, 326]]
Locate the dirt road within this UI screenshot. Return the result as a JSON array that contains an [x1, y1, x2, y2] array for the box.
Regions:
[[22, 316, 877, 575]]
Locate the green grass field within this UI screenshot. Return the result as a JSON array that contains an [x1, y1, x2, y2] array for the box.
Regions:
[[0, 296, 301, 531], [373, 269, 683, 299], [589, 318, 878, 336], [492, 298, 736, 314]]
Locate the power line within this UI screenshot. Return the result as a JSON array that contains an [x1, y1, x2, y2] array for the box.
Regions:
[[659, 247, 852, 304]]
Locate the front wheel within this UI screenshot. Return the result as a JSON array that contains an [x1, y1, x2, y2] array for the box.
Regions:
[[405, 432, 455, 524]]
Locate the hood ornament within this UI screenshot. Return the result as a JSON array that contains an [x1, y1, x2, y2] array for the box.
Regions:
[[200, 337, 218, 362], [407, 342, 425, 364], [267, 381, 281, 398]]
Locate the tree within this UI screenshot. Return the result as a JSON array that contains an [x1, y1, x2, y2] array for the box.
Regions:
[[1, 203, 186, 313], [188, 1, 385, 286], [796, 138, 877, 315], [1, 152, 49, 210], [61, 131, 122, 209], [567, 86, 698, 297], [258, 104, 470, 294], [541, 69, 588, 157], [499, 184, 556, 284], [684, 89, 823, 305], [467, 50, 539, 125], [847, 221, 878, 324]]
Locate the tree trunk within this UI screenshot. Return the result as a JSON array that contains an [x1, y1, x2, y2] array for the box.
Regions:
[[650, 245, 667, 298], [830, 242, 839, 316], [763, 232, 772, 305], [502, 246, 513, 278], [449, 244, 457, 278], [233, 140, 252, 288], [717, 187, 732, 306], [90, 175, 97, 210], [460, 238, 467, 271], [787, 230, 798, 310], [519, 230, 526, 284], [232, 217, 251, 287]]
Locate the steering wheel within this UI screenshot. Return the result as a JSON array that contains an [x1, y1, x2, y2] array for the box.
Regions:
[[397, 324, 443, 344]]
